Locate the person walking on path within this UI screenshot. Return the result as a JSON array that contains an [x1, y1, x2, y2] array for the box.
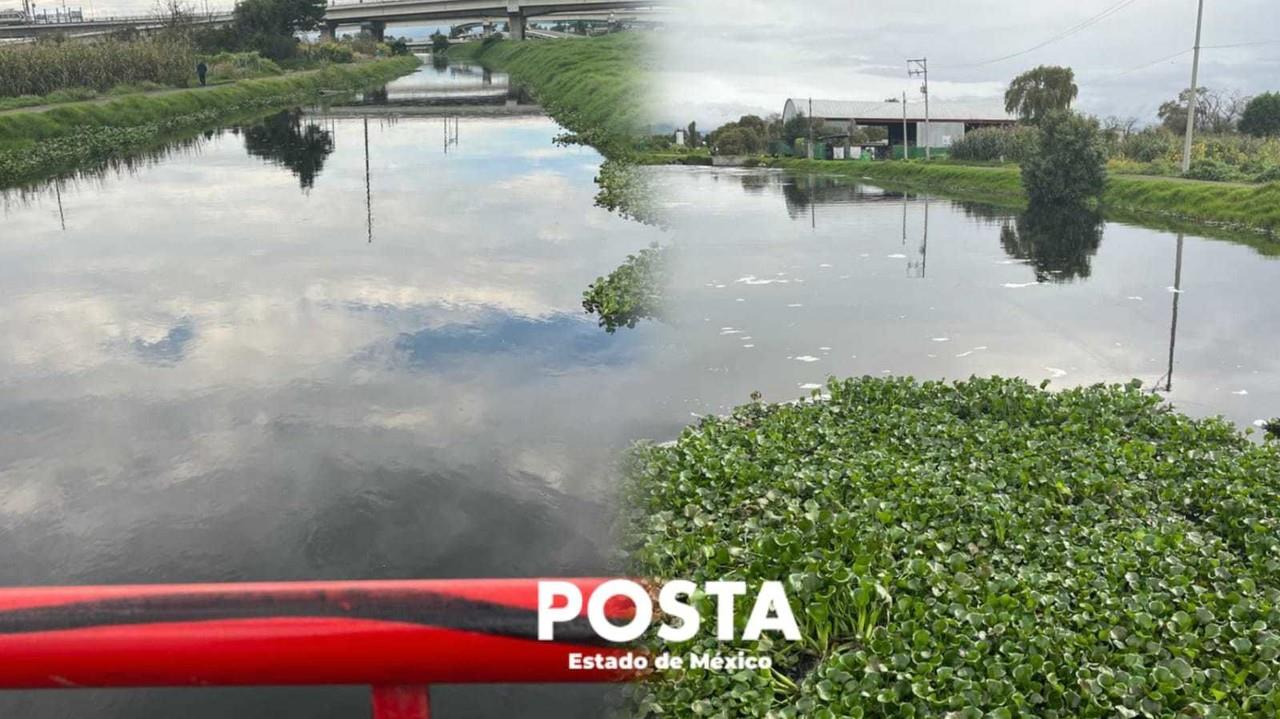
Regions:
[[196, 61, 208, 87]]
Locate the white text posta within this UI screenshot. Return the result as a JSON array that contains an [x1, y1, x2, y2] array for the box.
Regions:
[[537, 579, 801, 643]]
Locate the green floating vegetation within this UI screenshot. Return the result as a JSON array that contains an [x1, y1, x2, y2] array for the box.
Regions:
[[624, 376, 1280, 718], [0, 56, 419, 188], [771, 158, 1280, 237], [582, 242, 667, 332]]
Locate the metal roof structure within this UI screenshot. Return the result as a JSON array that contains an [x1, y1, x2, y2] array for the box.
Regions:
[[783, 98, 1016, 124]]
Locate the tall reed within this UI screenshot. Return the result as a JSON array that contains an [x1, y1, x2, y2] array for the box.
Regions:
[[0, 38, 196, 98]]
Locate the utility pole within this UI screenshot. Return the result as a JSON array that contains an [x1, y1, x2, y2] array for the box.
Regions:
[[901, 91, 908, 160], [908, 58, 930, 160], [1180, 0, 1205, 175], [807, 97, 814, 160]]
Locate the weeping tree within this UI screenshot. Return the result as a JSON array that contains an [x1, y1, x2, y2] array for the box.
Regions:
[[1005, 65, 1078, 124]]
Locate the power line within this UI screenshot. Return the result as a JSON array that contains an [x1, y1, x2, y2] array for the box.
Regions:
[[948, 0, 1144, 68], [1110, 40, 1280, 77]]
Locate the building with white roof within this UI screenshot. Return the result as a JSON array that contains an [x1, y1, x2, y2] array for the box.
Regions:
[[782, 98, 1017, 153]]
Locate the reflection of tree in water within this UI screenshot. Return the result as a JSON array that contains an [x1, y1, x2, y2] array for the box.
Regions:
[[738, 172, 772, 194], [782, 174, 901, 218], [242, 111, 335, 190], [999, 206, 1105, 282]]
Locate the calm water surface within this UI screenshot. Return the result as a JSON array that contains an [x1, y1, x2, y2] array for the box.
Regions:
[[1, 62, 1278, 717]]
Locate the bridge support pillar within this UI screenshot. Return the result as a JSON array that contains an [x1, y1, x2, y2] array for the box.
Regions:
[[507, 10, 526, 40], [361, 20, 386, 42], [320, 21, 337, 42]]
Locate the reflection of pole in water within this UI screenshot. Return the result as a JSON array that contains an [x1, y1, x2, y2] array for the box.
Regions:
[[55, 181, 66, 231], [907, 197, 928, 278], [1165, 233, 1185, 392], [364, 117, 373, 244], [443, 116, 459, 153], [901, 194, 907, 245]]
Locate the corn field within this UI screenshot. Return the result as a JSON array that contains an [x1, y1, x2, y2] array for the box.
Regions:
[[0, 39, 195, 98]]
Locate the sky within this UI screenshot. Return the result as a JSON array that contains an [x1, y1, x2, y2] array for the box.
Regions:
[[654, 0, 1280, 129], [6, 0, 1276, 130]]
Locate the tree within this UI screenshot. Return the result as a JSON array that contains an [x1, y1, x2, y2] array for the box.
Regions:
[[430, 31, 450, 53], [232, 0, 325, 58], [1239, 92, 1280, 137], [686, 121, 700, 148], [1005, 66, 1078, 123], [1021, 111, 1106, 208], [707, 116, 769, 155], [1158, 87, 1248, 134]]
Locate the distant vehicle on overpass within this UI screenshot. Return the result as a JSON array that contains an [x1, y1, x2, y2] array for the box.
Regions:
[[0, 8, 28, 25]]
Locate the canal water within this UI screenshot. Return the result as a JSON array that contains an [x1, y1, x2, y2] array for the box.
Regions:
[[1, 61, 1278, 717]]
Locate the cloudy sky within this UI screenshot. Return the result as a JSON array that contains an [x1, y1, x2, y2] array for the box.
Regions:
[[655, 0, 1280, 128], [7, 0, 1275, 129]]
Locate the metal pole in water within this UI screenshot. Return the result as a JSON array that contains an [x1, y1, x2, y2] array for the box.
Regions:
[[1180, 0, 1205, 175]]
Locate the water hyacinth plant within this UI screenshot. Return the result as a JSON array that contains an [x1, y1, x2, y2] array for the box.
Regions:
[[623, 376, 1280, 717], [582, 243, 668, 333]]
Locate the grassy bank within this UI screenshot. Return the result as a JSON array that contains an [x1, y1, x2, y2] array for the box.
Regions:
[[772, 158, 1280, 237], [625, 376, 1280, 717], [449, 34, 656, 223], [448, 34, 650, 158], [0, 56, 419, 188]]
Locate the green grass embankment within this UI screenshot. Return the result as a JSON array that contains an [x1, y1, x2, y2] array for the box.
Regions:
[[0, 56, 419, 188], [447, 34, 649, 159], [773, 158, 1280, 237], [449, 34, 656, 223]]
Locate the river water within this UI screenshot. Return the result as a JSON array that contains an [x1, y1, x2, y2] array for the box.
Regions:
[[1, 61, 1278, 717]]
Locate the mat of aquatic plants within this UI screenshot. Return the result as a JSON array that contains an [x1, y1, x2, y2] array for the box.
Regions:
[[624, 376, 1280, 717]]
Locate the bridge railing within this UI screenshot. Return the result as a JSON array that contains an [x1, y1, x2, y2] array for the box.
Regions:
[[0, 578, 639, 718]]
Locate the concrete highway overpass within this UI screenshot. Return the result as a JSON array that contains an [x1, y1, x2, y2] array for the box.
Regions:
[[322, 0, 664, 40], [0, 12, 232, 40]]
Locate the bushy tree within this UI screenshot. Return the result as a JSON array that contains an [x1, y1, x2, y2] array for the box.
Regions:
[[1239, 92, 1280, 137], [1020, 111, 1106, 207], [232, 0, 325, 59], [1005, 65, 1077, 123], [708, 115, 768, 155], [430, 31, 450, 53]]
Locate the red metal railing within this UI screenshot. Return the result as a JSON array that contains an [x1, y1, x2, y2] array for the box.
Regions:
[[0, 578, 639, 718]]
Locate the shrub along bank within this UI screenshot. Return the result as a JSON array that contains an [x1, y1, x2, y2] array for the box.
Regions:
[[773, 158, 1280, 236], [0, 56, 418, 188], [624, 376, 1280, 717]]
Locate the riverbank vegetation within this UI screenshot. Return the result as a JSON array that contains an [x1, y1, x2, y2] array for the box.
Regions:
[[624, 376, 1280, 717], [448, 34, 659, 223], [449, 33, 649, 158], [0, 56, 418, 188], [772, 158, 1280, 235], [0, 38, 195, 98]]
